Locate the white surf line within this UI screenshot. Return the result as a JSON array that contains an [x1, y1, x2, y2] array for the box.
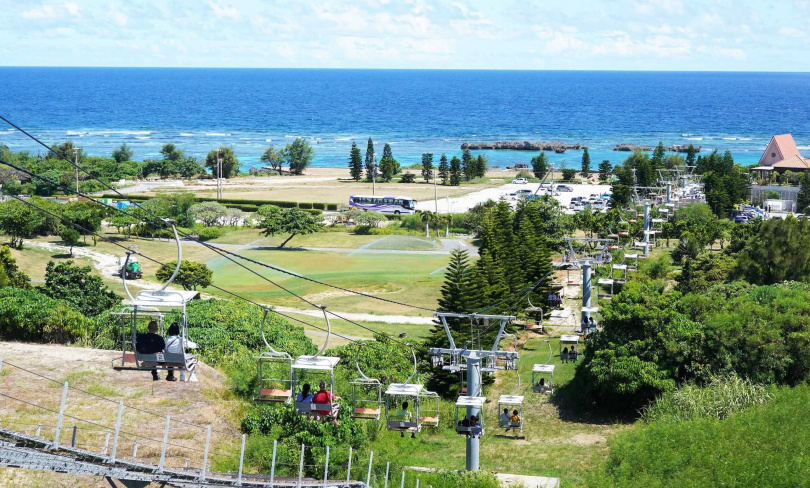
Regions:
[[273, 306, 435, 325]]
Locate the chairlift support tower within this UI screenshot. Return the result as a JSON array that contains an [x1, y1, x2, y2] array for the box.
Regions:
[[428, 312, 517, 472]]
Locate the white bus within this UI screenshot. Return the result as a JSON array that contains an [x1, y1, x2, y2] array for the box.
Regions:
[[349, 195, 417, 214]]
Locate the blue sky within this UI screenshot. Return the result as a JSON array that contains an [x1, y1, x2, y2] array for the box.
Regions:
[[2, 0, 809, 70]]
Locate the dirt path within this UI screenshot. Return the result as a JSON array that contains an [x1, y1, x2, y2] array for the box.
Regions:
[[23, 240, 164, 291], [274, 306, 434, 325]]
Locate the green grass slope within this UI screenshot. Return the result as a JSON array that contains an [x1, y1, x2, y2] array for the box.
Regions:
[[587, 385, 810, 488]]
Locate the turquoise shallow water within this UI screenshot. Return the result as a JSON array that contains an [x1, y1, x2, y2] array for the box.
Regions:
[[1, 68, 809, 168]]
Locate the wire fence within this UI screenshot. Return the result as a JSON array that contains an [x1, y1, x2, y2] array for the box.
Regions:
[[0, 356, 439, 486]]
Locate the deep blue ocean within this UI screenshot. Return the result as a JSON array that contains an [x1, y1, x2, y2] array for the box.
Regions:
[[1, 68, 809, 169]]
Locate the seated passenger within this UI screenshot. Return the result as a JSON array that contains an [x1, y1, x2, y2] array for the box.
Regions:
[[136, 321, 164, 381], [498, 408, 510, 428], [510, 409, 521, 425], [297, 383, 314, 403], [538, 377, 546, 390], [394, 401, 414, 438], [312, 381, 341, 426], [165, 322, 197, 382]]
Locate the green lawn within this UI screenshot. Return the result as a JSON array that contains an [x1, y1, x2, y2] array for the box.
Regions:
[[205, 249, 448, 316]]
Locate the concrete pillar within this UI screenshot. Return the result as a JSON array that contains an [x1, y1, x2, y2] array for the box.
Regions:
[[666, 183, 672, 204], [643, 203, 651, 258], [582, 262, 592, 329], [465, 354, 481, 471]]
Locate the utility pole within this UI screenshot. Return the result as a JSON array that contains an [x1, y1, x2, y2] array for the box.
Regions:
[[73, 147, 81, 193], [372, 154, 377, 196], [216, 148, 223, 200], [434, 168, 438, 214]]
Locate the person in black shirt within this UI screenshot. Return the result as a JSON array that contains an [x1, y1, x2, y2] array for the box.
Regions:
[[136, 321, 165, 381]]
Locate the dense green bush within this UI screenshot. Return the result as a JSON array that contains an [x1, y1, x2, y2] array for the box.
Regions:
[[312, 203, 326, 210], [326, 204, 338, 211], [575, 280, 810, 413], [180, 300, 316, 363], [298, 202, 313, 209], [196, 226, 223, 241], [0, 287, 94, 344]]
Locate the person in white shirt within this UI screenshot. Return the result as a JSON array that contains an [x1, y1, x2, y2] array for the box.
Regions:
[[165, 322, 197, 382]]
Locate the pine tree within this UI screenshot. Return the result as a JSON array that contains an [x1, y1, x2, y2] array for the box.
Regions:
[[531, 152, 550, 179], [421, 153, 434, 183], [581, 147, 591, 180], [651, 141, 666, 168], [364, 137, 375, 182], [798, 173, 810, 212], [438, 154, 449, 185], [598, 160, 612, 182], [461, 149, 473, 181], [348, 142, 363, 181], [474, 155, 488, 179], [449, 156, 462, 186], [426, 248, 475, 396], [686, 144, 697, 166], [378, 143, 397, 181]]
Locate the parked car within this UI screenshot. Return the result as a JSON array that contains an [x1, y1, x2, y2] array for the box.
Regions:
[[512, 178, 529, 184], [555, 185, 573, 192], [515, 189, 533, 195]]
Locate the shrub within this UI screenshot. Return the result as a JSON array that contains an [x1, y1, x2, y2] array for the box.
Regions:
[[562, 168, 578, 181], [515, 170, 533, 179], [196, 226, 223, 241], [302, 208, 322, 216], [298, 202, 313, 209], [326, 204, 338, 211], [312, 203, 325, 210], [399, 173, 416, 183], [0, 287, 94, 344]]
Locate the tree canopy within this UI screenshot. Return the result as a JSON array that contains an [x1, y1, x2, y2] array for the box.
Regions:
[[156, 260, 213, 291], [257, 205, 322, 248]]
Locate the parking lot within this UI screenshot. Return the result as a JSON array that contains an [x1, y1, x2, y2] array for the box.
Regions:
[[416, 181, 613, 214]]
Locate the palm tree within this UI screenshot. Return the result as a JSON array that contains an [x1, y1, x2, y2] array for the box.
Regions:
[[419, 210, 435, 238], [440, 214, 453, 238]]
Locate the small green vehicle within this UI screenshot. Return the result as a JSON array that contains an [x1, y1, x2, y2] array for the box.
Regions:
[[117, 256, 142, 280]]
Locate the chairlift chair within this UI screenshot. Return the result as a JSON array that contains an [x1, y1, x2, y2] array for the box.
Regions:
[[498, 358, 524, 434], [385, 345, 437, 435], [254, 309, 293, 403], [455, 396, 486, 437], [611, 264, 628, 283], [624, 253, 639, 271], [532, 364, 555, 394], [597, 278, 614, 300], [291, 306, 341, 419], [349, 344, 383, 420], [111, 223, 197, 375]]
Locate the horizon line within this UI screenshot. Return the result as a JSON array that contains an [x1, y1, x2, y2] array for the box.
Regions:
[[1, 65, 810, 74]]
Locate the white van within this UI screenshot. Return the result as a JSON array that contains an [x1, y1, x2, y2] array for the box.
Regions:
[[512, 177, 529, 184]]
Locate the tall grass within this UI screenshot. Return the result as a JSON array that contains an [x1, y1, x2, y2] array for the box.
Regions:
[[641, 375, 771, 423], [587, 385, 810, 488]]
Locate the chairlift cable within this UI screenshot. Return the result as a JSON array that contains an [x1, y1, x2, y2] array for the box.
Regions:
[[0, 114, 435, 312], [0, 157, 414, 349]]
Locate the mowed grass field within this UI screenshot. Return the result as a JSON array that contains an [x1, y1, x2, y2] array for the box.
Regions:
[[206, 248, 447, 315]]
